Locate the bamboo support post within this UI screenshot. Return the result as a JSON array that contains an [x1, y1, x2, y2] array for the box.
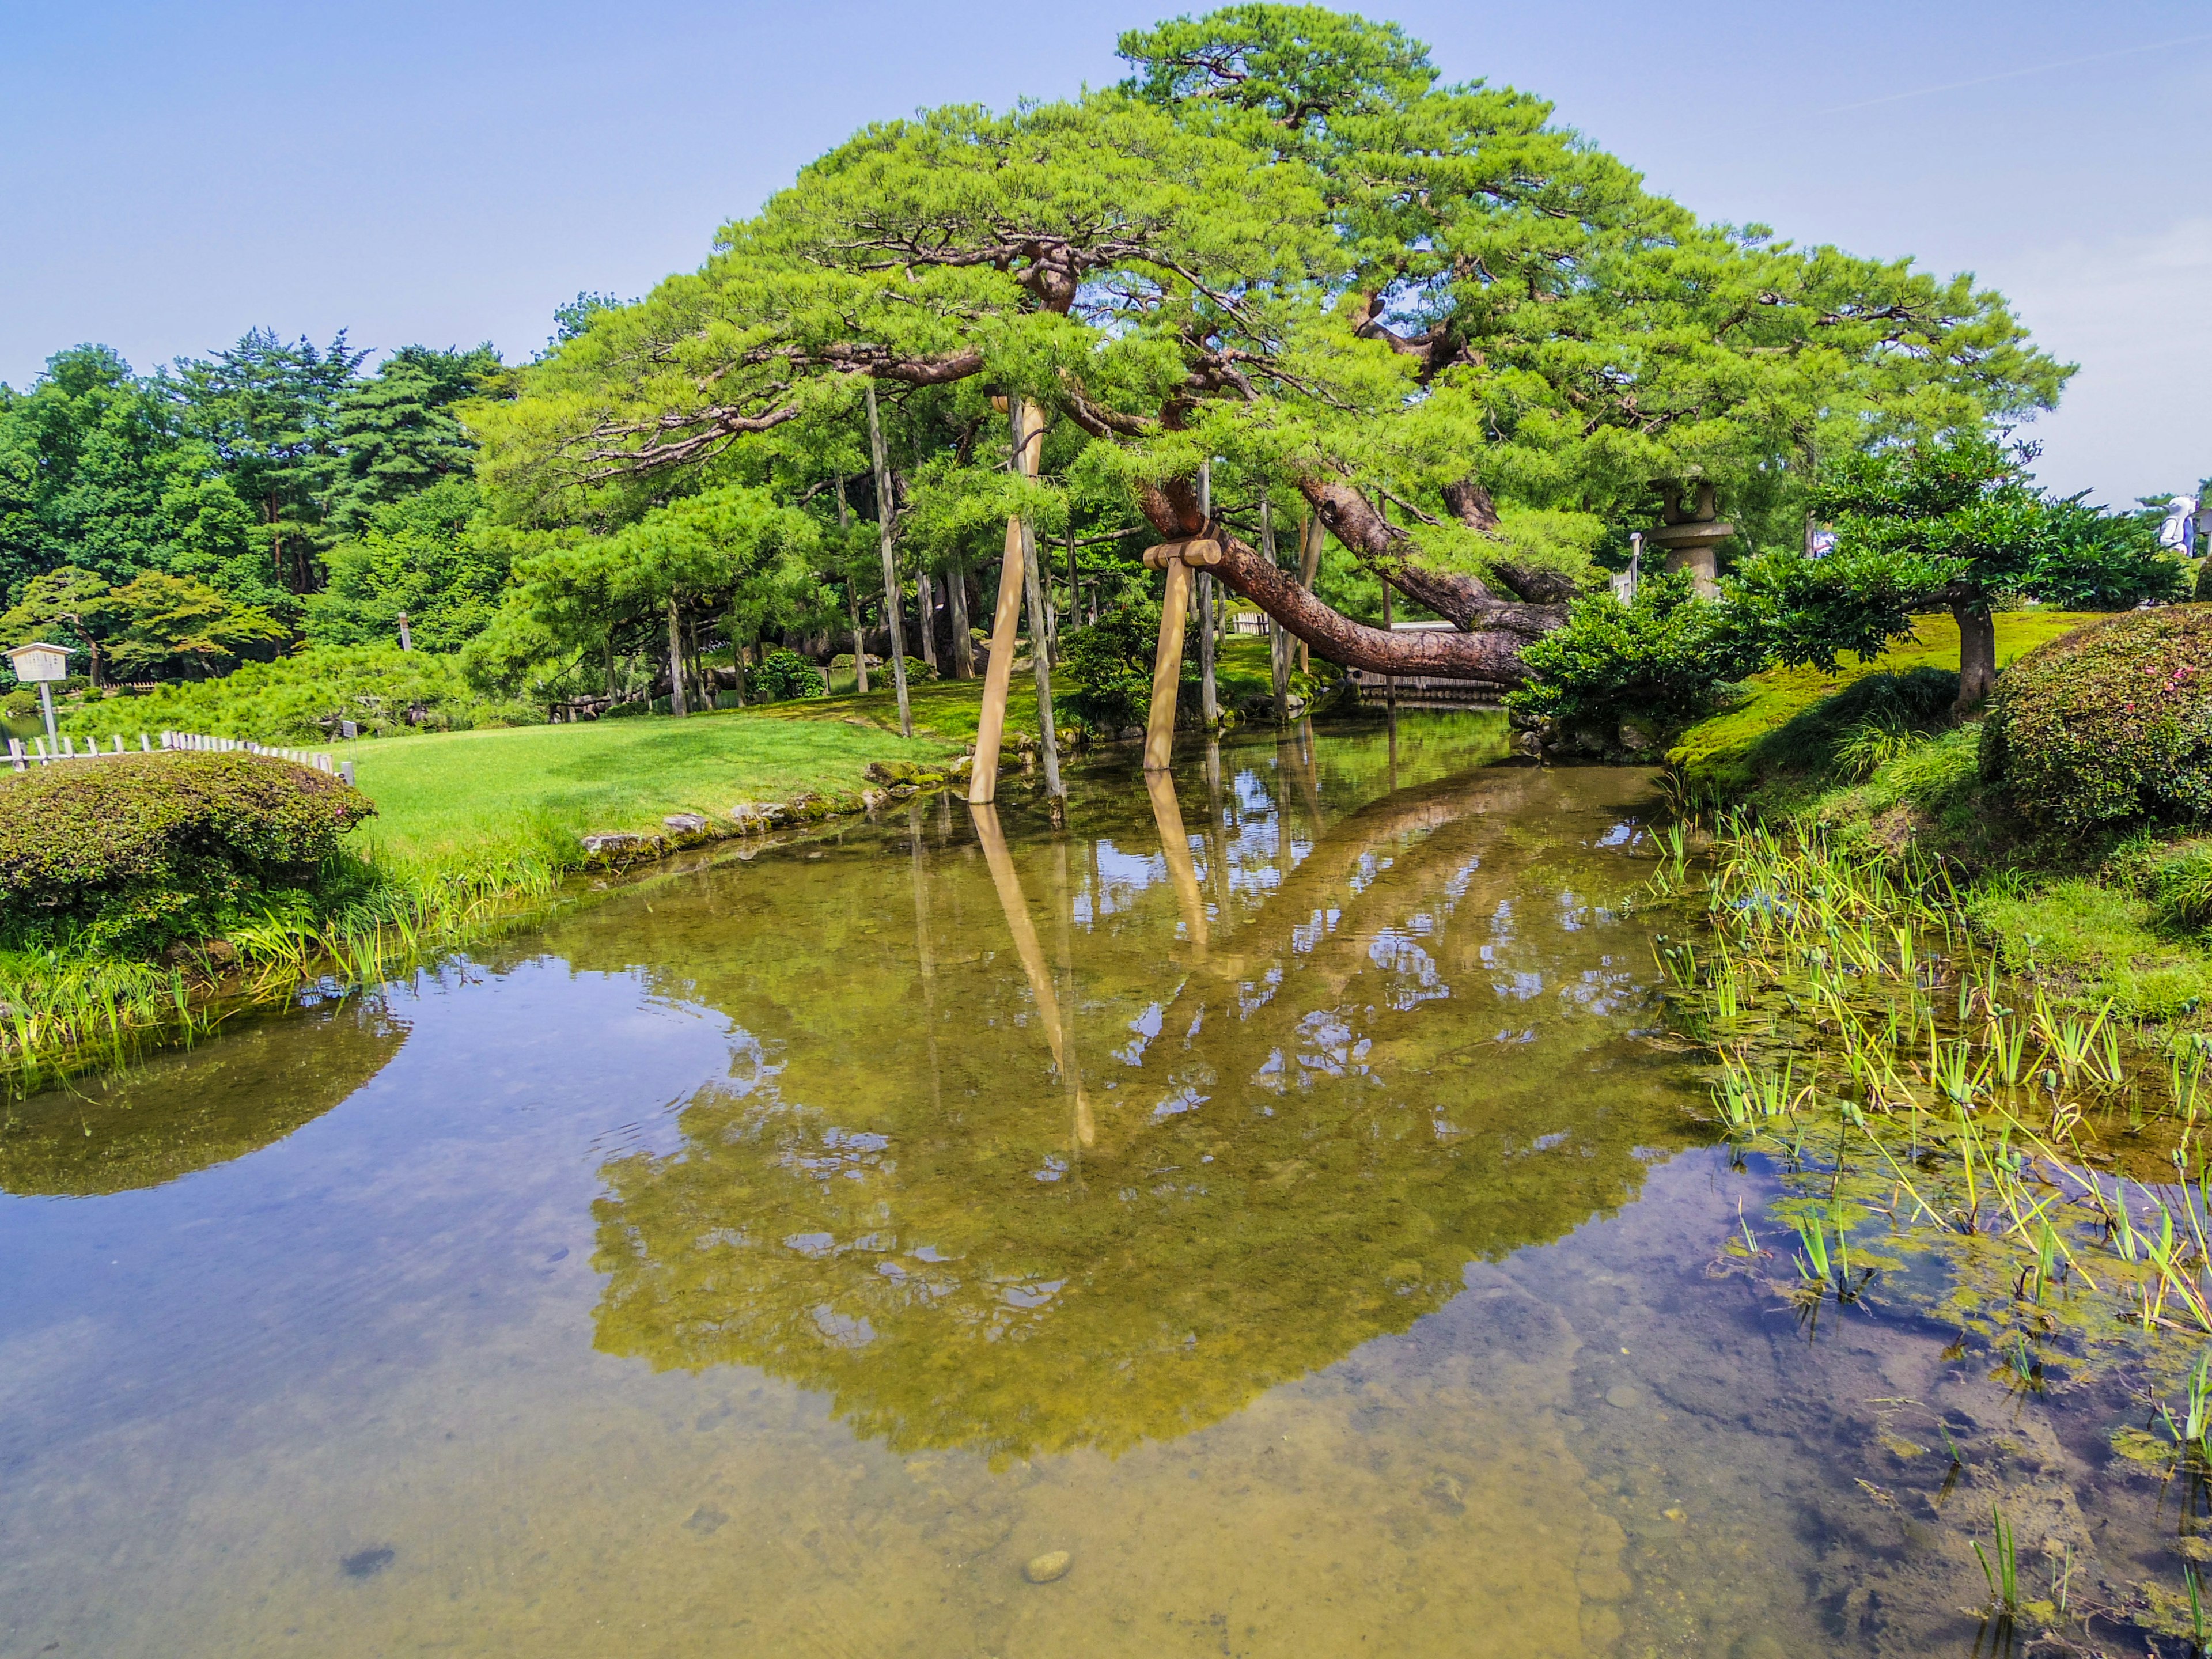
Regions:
[[967, 403, 1036, 805], [1144, 556, 1191, 772]]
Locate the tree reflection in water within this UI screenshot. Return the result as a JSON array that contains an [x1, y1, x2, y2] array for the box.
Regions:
[[587, 715, 1700, 1460]]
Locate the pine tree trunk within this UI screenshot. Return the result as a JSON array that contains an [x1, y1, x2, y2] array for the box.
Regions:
[[666, 596, 688, 717], [1954, 601, 1998, 714], [948, 558, 975, 679]]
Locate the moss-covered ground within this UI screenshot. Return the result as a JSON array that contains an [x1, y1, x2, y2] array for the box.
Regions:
[[1668, 609, 2212, 1025]]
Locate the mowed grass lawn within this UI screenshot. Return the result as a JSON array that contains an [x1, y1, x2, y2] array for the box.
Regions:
[[1669, 609, 2099, 789], [350, 634, 1290, 866], [349, 708, 961, 865]]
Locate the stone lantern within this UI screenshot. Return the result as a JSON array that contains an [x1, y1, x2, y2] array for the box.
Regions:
[[1645, 476, 1732, 599]]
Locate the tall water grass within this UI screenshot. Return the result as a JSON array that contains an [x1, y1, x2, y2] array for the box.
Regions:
[[0, 827, 577, 1090], [1660, 809, 2212, 1642]]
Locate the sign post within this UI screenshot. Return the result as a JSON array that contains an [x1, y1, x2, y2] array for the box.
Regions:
[[6, 642, 73, 748]]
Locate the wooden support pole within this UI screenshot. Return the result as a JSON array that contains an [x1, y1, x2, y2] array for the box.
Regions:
[[969, 398, 1043, 805], [1008, 398, 1064, 815], [865, 384, 912, 738], [1264, 495, 1290, 724], [665, 596, 688, 717], [1197, 461, 1217, 728], [968, 516, 1025, 804], [1144, 556, 1191, 772]]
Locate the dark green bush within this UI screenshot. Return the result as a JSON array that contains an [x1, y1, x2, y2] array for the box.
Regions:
[[1508, 571, 1767, 736], [747, 650, 825, 702], [0, 753, 374, 955], [1059, 598, 1197, 734], [1981, 605, 2212, 833]]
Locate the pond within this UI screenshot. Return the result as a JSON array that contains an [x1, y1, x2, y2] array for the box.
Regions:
[[0, 711, 2168, 1656]]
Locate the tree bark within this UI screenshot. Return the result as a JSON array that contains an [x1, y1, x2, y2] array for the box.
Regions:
[[1954, 600, 1997, 714], [666, 596, 688, 717], [865, 382, 912, 737], [948, 558, 975, 679], [1209, 536, 1540, 688]]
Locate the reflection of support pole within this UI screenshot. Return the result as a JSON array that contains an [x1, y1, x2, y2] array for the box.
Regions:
[[1143, 556, 1191, 772], [1385, 702, 1399, 793], [1203, 738, 1230, 918], [1047, 839, 1092, 1153], [908, 800, 944, 1117], [969, 803, 1092, 1142], [1143, 768, 1210, 953]]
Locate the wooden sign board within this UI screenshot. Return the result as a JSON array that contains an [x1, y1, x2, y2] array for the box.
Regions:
[[5, 642, 71, 683]]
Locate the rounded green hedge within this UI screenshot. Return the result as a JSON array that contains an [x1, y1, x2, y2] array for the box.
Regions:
[[0, 752, 374, 953], [1980, 605, 2212, 832]]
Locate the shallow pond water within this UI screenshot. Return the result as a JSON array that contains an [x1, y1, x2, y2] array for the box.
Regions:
[[0, 712, 2177, 1656]]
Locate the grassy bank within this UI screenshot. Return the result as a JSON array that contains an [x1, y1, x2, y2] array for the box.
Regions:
[[3, 638, 1299, 1084], [349, 707, 961, 868], [1668, 607, 2212, 1028]]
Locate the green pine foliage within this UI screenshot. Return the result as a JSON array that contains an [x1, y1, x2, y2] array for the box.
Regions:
[[1981, 607, 2212, 834]]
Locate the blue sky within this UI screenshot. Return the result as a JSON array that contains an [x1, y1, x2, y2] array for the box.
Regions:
[[4, 0, 2207, 502]]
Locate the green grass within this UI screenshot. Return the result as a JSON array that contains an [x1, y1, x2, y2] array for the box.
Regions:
[[1971, 878, 2212, 1022], [1671, 610, 2096, 796], [348, 707, 961, 867], [1662, 607, 2212, 1030]]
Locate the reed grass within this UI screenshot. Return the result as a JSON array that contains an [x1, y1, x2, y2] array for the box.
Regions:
[[1659, 806, 2212, 1642], [0, 831, 575, 1092]]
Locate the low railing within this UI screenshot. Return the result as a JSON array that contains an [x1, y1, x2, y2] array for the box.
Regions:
[[7, 730, 353, 784]]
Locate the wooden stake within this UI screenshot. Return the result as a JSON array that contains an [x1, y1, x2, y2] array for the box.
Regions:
[[1197, 461, 1217, 727], [1144, 556, 1191, 772], [968, 399, 1038, 804], [665, 596, 688, 717]]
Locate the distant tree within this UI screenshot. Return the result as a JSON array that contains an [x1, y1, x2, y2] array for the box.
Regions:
[[1734, 433, 2186, 713], [1, 566, 114, 686], [0, 346, 181, 597], [103, 572, 286, 680], [325, 344, 503, 535], [308, 477, 510, 652], [167, 329, 367, 594]]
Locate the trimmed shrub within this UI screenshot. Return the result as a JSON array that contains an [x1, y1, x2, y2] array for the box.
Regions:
[[1508, 571, 1767, 738], [0, 753, 374, 954], [55, 646, 527, 744], [748, 650, 825, 702], [1981, 605, 2212, 833], [1059, 599, 1197, 734]]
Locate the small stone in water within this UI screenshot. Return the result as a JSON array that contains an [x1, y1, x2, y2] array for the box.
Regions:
[[1024, 1549, 1071, 1584], [1604, 1384, 1647, 1410]]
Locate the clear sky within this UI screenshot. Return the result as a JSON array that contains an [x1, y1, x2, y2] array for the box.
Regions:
[[4, 1, 2207, 504]]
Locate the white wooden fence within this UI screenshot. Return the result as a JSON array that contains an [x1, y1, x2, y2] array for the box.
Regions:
[[7, 730, 351, 785]]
